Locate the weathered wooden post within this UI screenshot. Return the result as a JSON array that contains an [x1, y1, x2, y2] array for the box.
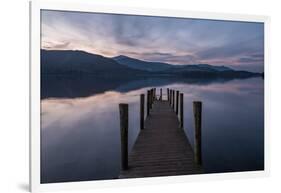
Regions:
[[147, 90, 150, 116], [119, 103, 129, 170], [170, 90, 173, 106], [171, 90, 174, 106], [149, 89, 152, 107], [172, 90, 175, 110], [151, 88, 154, 101], [167, 88, 170, 102], [140, 94, 145, 130], [151, 88, 154, 102], [180, 93, 184, 128], [193, 101, 202, 165], [169, 90, 172, 105], [176, 90, 179, 115], [160, 88, 162, 101], [150, 89, 153, 108]]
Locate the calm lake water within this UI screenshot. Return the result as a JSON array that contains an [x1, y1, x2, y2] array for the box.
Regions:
[[41, 77, 264, 183]]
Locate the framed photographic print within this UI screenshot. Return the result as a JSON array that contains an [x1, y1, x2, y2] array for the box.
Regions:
[[30, 0, 270, 192]]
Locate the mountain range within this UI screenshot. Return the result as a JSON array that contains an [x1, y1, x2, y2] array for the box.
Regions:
[[41, 49, 262, 79], [113, 55, 232, 72]]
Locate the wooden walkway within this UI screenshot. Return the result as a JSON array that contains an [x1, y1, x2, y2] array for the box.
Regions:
[[119, 98, 203, 178]]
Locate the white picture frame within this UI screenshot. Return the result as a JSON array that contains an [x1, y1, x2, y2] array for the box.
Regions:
[[30, 0, 270, 192]]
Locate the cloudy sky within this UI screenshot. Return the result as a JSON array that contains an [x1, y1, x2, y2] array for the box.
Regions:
[[41, 10, 264, 72]]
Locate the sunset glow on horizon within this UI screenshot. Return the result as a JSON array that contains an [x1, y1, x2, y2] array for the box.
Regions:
[[41, 10, 264, 72]]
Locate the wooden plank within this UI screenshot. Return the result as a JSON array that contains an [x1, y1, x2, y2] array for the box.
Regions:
[[119, 100, 203, 178]]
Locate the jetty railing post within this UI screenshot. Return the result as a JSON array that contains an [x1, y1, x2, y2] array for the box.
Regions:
[[171, 90, 173, 106], [170, 90, 173, 106], [140, 94, 145, 130], [152, 88, 154, 102], [150, 89, 153, 108], [169, 89, 171, 105], [172, 90, 175, 110], [193, 101, 202, 165], [160, 88, 162, 101], [147, 90, 150, 116], [180, 93, 184, 128], [151, 88, 155, 104], [176, 90, 179, 115], [167, 88, 169, 101], [149, 89, 152, 108], [119, 103, 129, 170], [152, 88, 154, 101]]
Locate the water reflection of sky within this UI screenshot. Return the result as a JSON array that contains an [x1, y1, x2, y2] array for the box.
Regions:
[[41, 78, 264, 183]]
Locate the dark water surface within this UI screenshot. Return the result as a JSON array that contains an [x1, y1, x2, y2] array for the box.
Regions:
[[41, 77, 264, 183]]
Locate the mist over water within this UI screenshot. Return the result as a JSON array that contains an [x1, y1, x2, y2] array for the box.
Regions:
[[41, 77, 264, 183]]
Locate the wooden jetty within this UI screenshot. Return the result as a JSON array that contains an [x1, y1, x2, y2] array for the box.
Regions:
[[119, 88, 203, 178]]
